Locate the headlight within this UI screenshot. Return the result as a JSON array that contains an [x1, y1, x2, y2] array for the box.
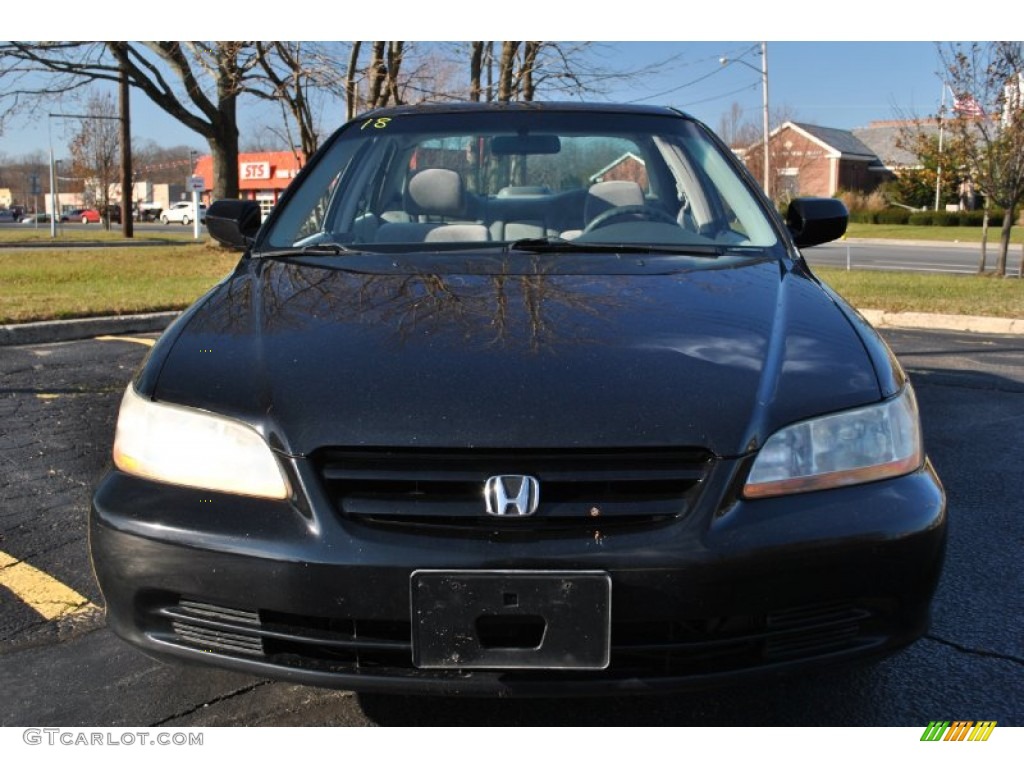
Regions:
[[112, 384, 290, 500], [743, 386, 923, 499]]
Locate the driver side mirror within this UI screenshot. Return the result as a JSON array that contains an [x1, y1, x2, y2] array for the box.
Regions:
[[206, 199, 262, 249], [785, 197, 847, 248]]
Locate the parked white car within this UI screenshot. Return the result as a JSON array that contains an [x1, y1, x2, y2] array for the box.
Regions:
[[161, 202, 207, 225]]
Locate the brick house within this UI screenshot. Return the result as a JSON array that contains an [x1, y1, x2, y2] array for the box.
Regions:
[[742, 122, 891, 199], [589, 152, 649, 189]]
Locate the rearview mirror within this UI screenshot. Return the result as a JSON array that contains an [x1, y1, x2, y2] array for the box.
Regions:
[[786, 197, 848, 248], [206, 199, 262, 249], [491, 134, 561, 156]]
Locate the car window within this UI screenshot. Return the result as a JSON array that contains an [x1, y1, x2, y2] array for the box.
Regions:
[[261, 110, 780, 253]]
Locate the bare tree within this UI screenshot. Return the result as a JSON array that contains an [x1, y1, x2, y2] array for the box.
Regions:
[[248, 42, 347, 161], [939, 41, 1024, 276], [344, 41, 408, 118], [69, 91, 119, 227], [481, 41, 613, 103], [0, 41, 257, 199], [717, 102, 761, 148]]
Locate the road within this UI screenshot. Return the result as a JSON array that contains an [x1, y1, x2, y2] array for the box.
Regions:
[[4, 222, 1024, 276], [804, 239, 1024, 275], [0, 328, 1022, 726]]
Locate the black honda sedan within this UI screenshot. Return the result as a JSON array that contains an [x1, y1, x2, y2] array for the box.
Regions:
[[91, 103, 945, 696]]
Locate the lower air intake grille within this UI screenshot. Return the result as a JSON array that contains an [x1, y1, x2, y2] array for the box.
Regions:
[[151, 596, 882, 682]]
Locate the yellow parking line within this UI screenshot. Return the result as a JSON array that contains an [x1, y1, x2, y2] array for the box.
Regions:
[[95, 335, 156, 347], [0, 550, 99, 621]]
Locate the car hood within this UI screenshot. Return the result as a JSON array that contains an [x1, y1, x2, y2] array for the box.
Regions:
[[151, 253, 881, 457]]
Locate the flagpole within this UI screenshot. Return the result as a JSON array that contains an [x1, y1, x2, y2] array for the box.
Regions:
[[934, 82, 946, 212]]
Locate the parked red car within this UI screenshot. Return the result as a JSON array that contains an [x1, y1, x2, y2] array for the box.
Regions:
[[76, 208, 102, 223]]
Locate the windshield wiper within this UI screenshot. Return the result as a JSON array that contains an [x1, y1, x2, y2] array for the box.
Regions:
[[506, 236, 725, 257], [255, 242, 367, 258]]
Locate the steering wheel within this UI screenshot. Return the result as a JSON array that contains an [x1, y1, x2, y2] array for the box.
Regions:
[[583, 204, 679, 234]]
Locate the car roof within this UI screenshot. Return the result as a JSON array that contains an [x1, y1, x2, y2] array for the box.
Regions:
[[355, 101, 690, 121]]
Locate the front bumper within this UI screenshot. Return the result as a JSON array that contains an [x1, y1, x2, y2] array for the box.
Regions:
[[90, 457, 946, 696]]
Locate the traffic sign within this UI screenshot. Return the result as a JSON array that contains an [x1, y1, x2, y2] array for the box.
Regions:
[[187, 175, 205, 192]]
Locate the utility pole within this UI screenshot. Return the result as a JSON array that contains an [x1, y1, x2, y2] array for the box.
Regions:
[[120, 61, 134, 238]]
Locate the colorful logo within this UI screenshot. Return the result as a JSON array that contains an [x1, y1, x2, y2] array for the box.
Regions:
[[921, 721, 997, 741]]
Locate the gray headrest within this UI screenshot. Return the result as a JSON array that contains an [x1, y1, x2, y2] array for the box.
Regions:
[[584, 181, 645, 224], [405, 169, 465, 218]]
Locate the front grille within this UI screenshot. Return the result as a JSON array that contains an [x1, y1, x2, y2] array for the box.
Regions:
[[154, 596, 881, 682], [313, 447, 714, 529]]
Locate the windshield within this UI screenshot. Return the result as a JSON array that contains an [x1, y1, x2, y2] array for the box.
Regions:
[[260, 109, 780, 254]]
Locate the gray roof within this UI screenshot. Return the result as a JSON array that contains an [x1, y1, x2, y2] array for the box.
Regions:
[[790, 122, 879, 159], [852, 123, 941, 169]]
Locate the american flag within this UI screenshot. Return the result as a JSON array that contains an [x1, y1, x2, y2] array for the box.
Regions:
[[952, 94, 985, 117]]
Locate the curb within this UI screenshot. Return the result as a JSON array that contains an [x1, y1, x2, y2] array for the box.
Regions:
[[857, 310, 1024, 335], [0, 312, 181, 346], [2, 307, 1022, 347], [842, 237, 986, 250]]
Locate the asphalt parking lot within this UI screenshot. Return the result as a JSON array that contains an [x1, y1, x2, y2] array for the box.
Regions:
[[0, 327, 1022, 726]]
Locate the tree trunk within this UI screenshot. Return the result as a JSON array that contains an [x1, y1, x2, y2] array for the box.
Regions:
[[469, 42, 483, 102], [485, 42, 494, 102], [978, 201, 989, 272], [210, 47, 241, 199], [385, 42, 404, 106], [367, 42, 386, 108], [345, 42, 362, 121], [497, 42, 519, 103], [210, 71, 240, 201], [209, 132, 238, 201], [521, 42, 540, 101], [996, 206, 1013, 277]]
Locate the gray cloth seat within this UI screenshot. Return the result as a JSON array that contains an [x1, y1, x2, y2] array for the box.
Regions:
[[405, 168, 466, 220], [376, 169, 488, 242]]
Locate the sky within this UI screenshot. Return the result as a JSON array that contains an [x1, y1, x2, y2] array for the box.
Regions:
[[1, 1, 1008, 160], [0, 41, 953, 160]]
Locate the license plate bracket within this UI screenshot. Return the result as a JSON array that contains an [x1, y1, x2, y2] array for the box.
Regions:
[[410, 570, 611, 670]]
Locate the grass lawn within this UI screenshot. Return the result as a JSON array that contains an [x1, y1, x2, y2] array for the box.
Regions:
[[815, 267, 1023, 319], [1, 246, 1020, 325], [0, 246, 240, 323]]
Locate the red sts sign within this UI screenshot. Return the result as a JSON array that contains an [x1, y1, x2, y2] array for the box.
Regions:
[[241, 161, 271, 180]]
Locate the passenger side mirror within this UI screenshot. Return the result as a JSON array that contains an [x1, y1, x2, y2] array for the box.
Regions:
[[206, 199, 262, 249], [786, 197, 848, 248]]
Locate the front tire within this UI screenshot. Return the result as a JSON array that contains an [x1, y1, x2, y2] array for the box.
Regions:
[[82, 216, 89, 224], [160, 215, 169, 225], [182, 216, 191, 226]]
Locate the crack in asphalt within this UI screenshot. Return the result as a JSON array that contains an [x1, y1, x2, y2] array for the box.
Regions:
[[150, 680, 276, 726], [0, 611, 105, 655], [924, 633, 1024, 666]]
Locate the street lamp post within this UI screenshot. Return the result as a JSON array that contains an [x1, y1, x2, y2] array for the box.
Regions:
[[721, 42, 770, 199], [189, 150, 200, 240], [48, 150, 58, 238]]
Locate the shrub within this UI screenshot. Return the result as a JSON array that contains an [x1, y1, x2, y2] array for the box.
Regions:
[[874, 208, 912, 225], [834, 188, 889, 213]]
